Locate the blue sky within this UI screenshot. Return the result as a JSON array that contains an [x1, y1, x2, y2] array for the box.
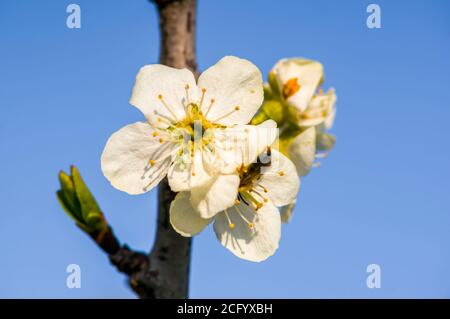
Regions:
[[1, 0, 449, 298]]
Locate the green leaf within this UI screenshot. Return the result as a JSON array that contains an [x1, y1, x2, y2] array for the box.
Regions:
[[56, 190, 84, 225], [70, 166, 104, 229], [56, 166, 107, 234], [58, 171, 83, 222]]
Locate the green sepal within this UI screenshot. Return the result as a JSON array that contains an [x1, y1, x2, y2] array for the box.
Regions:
[[70, 166, 103, 226], [267, 72, 281, 99], [57, 171, 83, 223]]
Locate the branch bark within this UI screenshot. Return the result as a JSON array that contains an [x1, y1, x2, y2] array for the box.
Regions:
[[144, 0, 198, 299]]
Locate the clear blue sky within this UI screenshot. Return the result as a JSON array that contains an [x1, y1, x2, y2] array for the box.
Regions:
[[1, 0, 449, 298]]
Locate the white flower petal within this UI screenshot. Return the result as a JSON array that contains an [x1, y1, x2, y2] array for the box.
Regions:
[[167, 146, 212, 192], [298, 89, 337, 127], [198, 56, 263, 125], [213, 201, 281, 262], [316, 132, 336, 151], [280, 200, 296, 223], [204, 120, 278, 174], [170, 192, 211, 237], [190, 174, 240, 219], [272, 58, 323, 112], [101, 122, 176, 195], [129, 64, 198, 128], [323, 101, 337, 130], [259, 149, 300, 207], [288, 126, 316, 177]]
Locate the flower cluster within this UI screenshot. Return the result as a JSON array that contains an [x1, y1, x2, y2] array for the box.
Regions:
[[101, 56, 336, 262], [252, 57, 337, 222]]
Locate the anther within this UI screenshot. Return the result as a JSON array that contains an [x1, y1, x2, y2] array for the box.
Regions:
[[224, 209, 234, 230], [278, 171, 285, 176], [149, 159, 155, 166], [282, 77, 301, 99], [199, 88, 206, 109], [211, 106, 240, 122]]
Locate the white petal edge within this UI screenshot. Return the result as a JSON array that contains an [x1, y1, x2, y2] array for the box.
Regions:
[[298, 89, 337, 127], [101, 122, 176, 195], [170, 192, 211, 237], [129, 64, 198, 128], [288, 126, 316, 177], [280, 200, 296, 223], [213, 200, 281, 262], [198, 56, 264, 126], [259, 149, 300, 207]]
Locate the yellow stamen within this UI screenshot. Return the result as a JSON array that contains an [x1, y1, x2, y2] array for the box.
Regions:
[[204, 98, 215, 117], [278, 171, 285, 176], [157, 94, 179, 121], [212, 107, 239, 122], [224, 209, 234, 229], [199, 88, 206, 109], [282, 77, 301, 99]]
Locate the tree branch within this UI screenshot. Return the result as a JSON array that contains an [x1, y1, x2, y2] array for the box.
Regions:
[[133, 0, 198, 298], [114, 0, 198, 298]]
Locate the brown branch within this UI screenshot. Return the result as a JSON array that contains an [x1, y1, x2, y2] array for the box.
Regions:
[[129, 0, 198, 298]]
